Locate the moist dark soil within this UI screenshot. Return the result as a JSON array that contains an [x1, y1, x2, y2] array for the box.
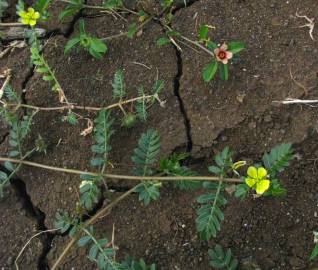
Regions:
[[1, 0, 318, 269]]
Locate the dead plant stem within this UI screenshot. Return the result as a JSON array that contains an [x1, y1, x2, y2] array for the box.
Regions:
[[0, 157, 243, 183], [5, 95, 155, 112]]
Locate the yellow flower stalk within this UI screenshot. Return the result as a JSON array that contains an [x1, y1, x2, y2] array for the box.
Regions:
[[19, 7, 40, 27], [245, 166, 270, 195]]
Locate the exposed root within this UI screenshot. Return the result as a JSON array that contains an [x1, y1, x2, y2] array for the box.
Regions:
[[295, 11, 315, 41]]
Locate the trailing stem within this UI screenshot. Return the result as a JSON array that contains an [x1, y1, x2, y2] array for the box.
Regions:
[[0, 156, 243, 184]]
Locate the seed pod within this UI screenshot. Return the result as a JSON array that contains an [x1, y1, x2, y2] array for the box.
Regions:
[[122, 113, 136, 128]]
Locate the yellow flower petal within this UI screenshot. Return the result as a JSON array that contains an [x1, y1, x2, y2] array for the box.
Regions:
[[257, 167, 267, 179], [29, 19, 36, 26], [21, 18, 30, 25], [27, 7, 35, 14], [255, 180, 270, 194], [245, 177, 256, 188], [33, 12, 40, 19], [19, 11, 27, 18], [247, 166, 257, 179]]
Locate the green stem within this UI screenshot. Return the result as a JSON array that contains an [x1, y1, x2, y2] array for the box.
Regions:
[[101, 15, 153, 41], [163, 25, 215, 57], [1, 148, 36, 189], [51, 184, 140, 270], [58, 0, 137, 14]]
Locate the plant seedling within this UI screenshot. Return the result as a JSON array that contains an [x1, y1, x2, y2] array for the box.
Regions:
[[65, 19, 107, 59]]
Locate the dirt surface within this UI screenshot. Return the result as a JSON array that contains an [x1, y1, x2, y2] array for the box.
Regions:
[[20, 17, 186, 229], [1, 0, 318, 269], [173, 0, 318, 152], [0, 186, 43, 269]]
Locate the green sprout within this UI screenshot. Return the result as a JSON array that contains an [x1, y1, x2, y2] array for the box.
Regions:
[[65, 19, 107, 59]]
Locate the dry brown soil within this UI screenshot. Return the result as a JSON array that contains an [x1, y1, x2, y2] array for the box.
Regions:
[[1, 0, 318, 269]]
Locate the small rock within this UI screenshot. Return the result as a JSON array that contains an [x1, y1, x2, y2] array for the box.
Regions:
[[248, 122, 256, 130], [240, 257, 261, 270]]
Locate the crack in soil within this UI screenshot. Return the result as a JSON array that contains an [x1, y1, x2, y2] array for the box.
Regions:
[[21, 66, 35, 114], [4, 172, 55, 270], [0, 132, 9, 145], [172, 0, 201, 14], [62, 9, 85, 38], [173, 47, 193, 152]]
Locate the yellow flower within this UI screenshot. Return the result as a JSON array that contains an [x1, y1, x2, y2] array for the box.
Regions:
[[245, 166, 270, 195], [19, 7, 40, 27]]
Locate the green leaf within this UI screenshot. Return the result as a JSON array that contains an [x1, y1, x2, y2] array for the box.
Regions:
[[4, 161, 15, 171], [54, 211, 79, 235], [265, 179, 286, 197], [0, 171, 7, 181], [206, 41, 218, 51], [9, 150, 19, 157], [310, 244, 318, 261], [234, 183, 248, 199], [262, 143, 293, 177], [219, 63, 228, 81], [135, 182, 161, 205], [103, 0, 123, 9], [80, 183, 100, 210], [228, 41, 245, 54], [132, 129, 160, 175], [158, 153, 201, 190], [66, 111, 78, 125], [79, 18, 85, 34], [127, 23, 137, 38], [34, 0, 51, 14], [92, 109, 114, 168], [156, 37, 171, 47], [78, 236, 91, 247], [15, 0, 24, 15], [202, 59, 218, 82], [198, 25, 209, 41], [36, 67, 49, 73], [112, 70, 126, 99], [208, 166, 222, 175], [42, 75, 54, 81], [64, 37, 81, 54], [208, 244, 238, 270], [90, 38, 107, 53], [88, 47, 103, 60], [136, 86, 147, 122], [90, 157, 105, 167], [151, 80, 164, 95], [59, 0, 83, 21], [132, 130, 161, 205], [196, 181, 227, 240], [122, 256, 157, 270]]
